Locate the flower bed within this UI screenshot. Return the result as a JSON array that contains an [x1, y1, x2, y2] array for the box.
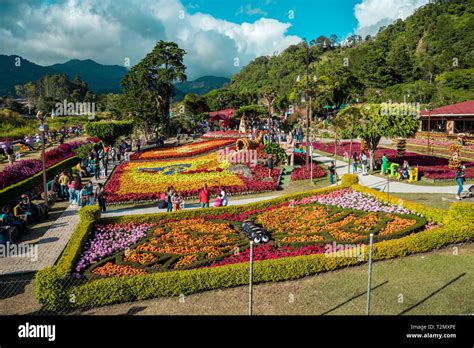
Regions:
[[105, 152, 280, 203], [77, 188, 427, 279], [0, 141, 84, 190], [131, 139, 235, 160], [35, 185, 474, 311], [312, 141, 474, 180]]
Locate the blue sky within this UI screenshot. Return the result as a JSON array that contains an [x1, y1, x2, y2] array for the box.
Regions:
[[0, 0, 428, 79], [182, 0, 360, 42]]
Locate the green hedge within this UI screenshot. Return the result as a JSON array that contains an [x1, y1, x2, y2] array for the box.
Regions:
[[35, 184, 474, 311], [0, 156, 80, 206]]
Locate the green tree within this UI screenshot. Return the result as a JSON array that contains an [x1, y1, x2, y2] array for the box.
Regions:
[[335, 106, 363, 173], [352, 104, 419, 170], [121, 40, 187, 136], [183, 93, 209, 115], [85, 120, 134, 145]]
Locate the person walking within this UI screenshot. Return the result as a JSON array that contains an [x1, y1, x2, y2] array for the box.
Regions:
[[171, 191, 183, 211], [381, 153, 388, 175], [95, 183, 107, 212], [166, 186, 174, 213], [267, 155, 275, 178], [67, 177, 77, 206], [90, 156, 99, 180], [219, 186, 228, 207], [58, 171, 70, 200], [329, 161, 336, 185], [6, 146, 14, 166], [199, 184, 210, 208], [136, 139, 142, 152], [85, 181, 95, 205], [352, 152, 359, 173], [455, 166, 465, 200], [361, 152, 368, 176]]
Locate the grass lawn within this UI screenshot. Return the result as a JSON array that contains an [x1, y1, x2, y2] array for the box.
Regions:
[[71, 243, 474, 315]]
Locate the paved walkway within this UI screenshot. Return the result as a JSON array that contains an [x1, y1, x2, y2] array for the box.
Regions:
[[0, 159, 116, 276], [313, 153, 461, 194], [102, 195, 282, 217]]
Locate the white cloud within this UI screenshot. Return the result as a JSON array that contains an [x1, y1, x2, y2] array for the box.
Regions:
[[0, 0, 301, 79], [354, 0, 429, 37]]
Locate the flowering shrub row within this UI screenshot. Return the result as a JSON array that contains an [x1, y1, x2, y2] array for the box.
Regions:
[[312, 141, 474, 180], [0, 141, 84, 190], [131, 139, 235, 160]]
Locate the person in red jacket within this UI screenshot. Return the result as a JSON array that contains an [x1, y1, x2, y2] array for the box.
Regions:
[[199, 184, 210, 208]]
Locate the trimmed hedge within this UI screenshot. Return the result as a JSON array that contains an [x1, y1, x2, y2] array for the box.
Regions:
[[35, 206, 99, 311], [0, 156, 80, 206], [35, 183, 474, 311], [341, 173, 359, 186]]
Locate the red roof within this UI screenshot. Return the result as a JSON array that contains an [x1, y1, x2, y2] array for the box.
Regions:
[[209, 108, 235, 118], [420, 100, 474, 117]]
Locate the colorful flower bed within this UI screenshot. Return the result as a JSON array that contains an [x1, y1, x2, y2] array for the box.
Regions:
[[0, 141, 84, 190], [312, 141, 474, 180], [131, 139, 235, 160], [105, 152, 281, 203], [290, 152, 326, 181], [77, 188, 427, 278]]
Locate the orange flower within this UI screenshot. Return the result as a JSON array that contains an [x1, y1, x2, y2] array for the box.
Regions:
[[92, 262, 146, 276], [124, 250, 157, 265], [379, 216, 417, 236]]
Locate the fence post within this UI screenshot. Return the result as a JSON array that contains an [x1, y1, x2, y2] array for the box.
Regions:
[[366, 233, 374, 315], [248, 240, 254, 316]]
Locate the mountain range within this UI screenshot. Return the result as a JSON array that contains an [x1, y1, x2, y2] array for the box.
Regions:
[[0, 54, 229, 98]]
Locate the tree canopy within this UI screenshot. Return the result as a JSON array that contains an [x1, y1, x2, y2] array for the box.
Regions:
[[121, 40, 187, 136]]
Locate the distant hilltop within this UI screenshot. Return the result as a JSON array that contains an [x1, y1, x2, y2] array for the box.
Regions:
[[0, 55, 229, 99]]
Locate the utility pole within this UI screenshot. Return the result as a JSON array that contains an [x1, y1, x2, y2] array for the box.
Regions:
[[427, 103, 433, 154], [37, 111, 49, 211], [304, 39, 310, 169]]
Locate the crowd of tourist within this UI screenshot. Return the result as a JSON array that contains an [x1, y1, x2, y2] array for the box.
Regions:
[[0, 126, 83, 166]]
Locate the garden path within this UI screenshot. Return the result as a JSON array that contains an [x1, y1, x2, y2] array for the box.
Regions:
[[313, 153, 463, 194], [101, 195, 282, 218]]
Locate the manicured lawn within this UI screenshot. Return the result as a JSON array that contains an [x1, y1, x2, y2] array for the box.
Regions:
[[79, 242, 474, 315]]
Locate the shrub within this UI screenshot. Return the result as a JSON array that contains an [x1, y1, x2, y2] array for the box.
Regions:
[[341, 174, 359, 186], [0, 156, 80, 206], [85, 121, 134, 145], [263, 143, 286, 164]]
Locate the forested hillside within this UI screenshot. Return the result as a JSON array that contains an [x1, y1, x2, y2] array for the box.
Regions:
[[211, 0, 474, 111]]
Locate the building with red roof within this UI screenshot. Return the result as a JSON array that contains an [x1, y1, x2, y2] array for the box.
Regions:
[[208, 108, 235, 126], [419, 100, 474, 134]]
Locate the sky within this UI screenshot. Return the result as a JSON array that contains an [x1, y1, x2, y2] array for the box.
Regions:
[[0, 0, 429, 79]]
